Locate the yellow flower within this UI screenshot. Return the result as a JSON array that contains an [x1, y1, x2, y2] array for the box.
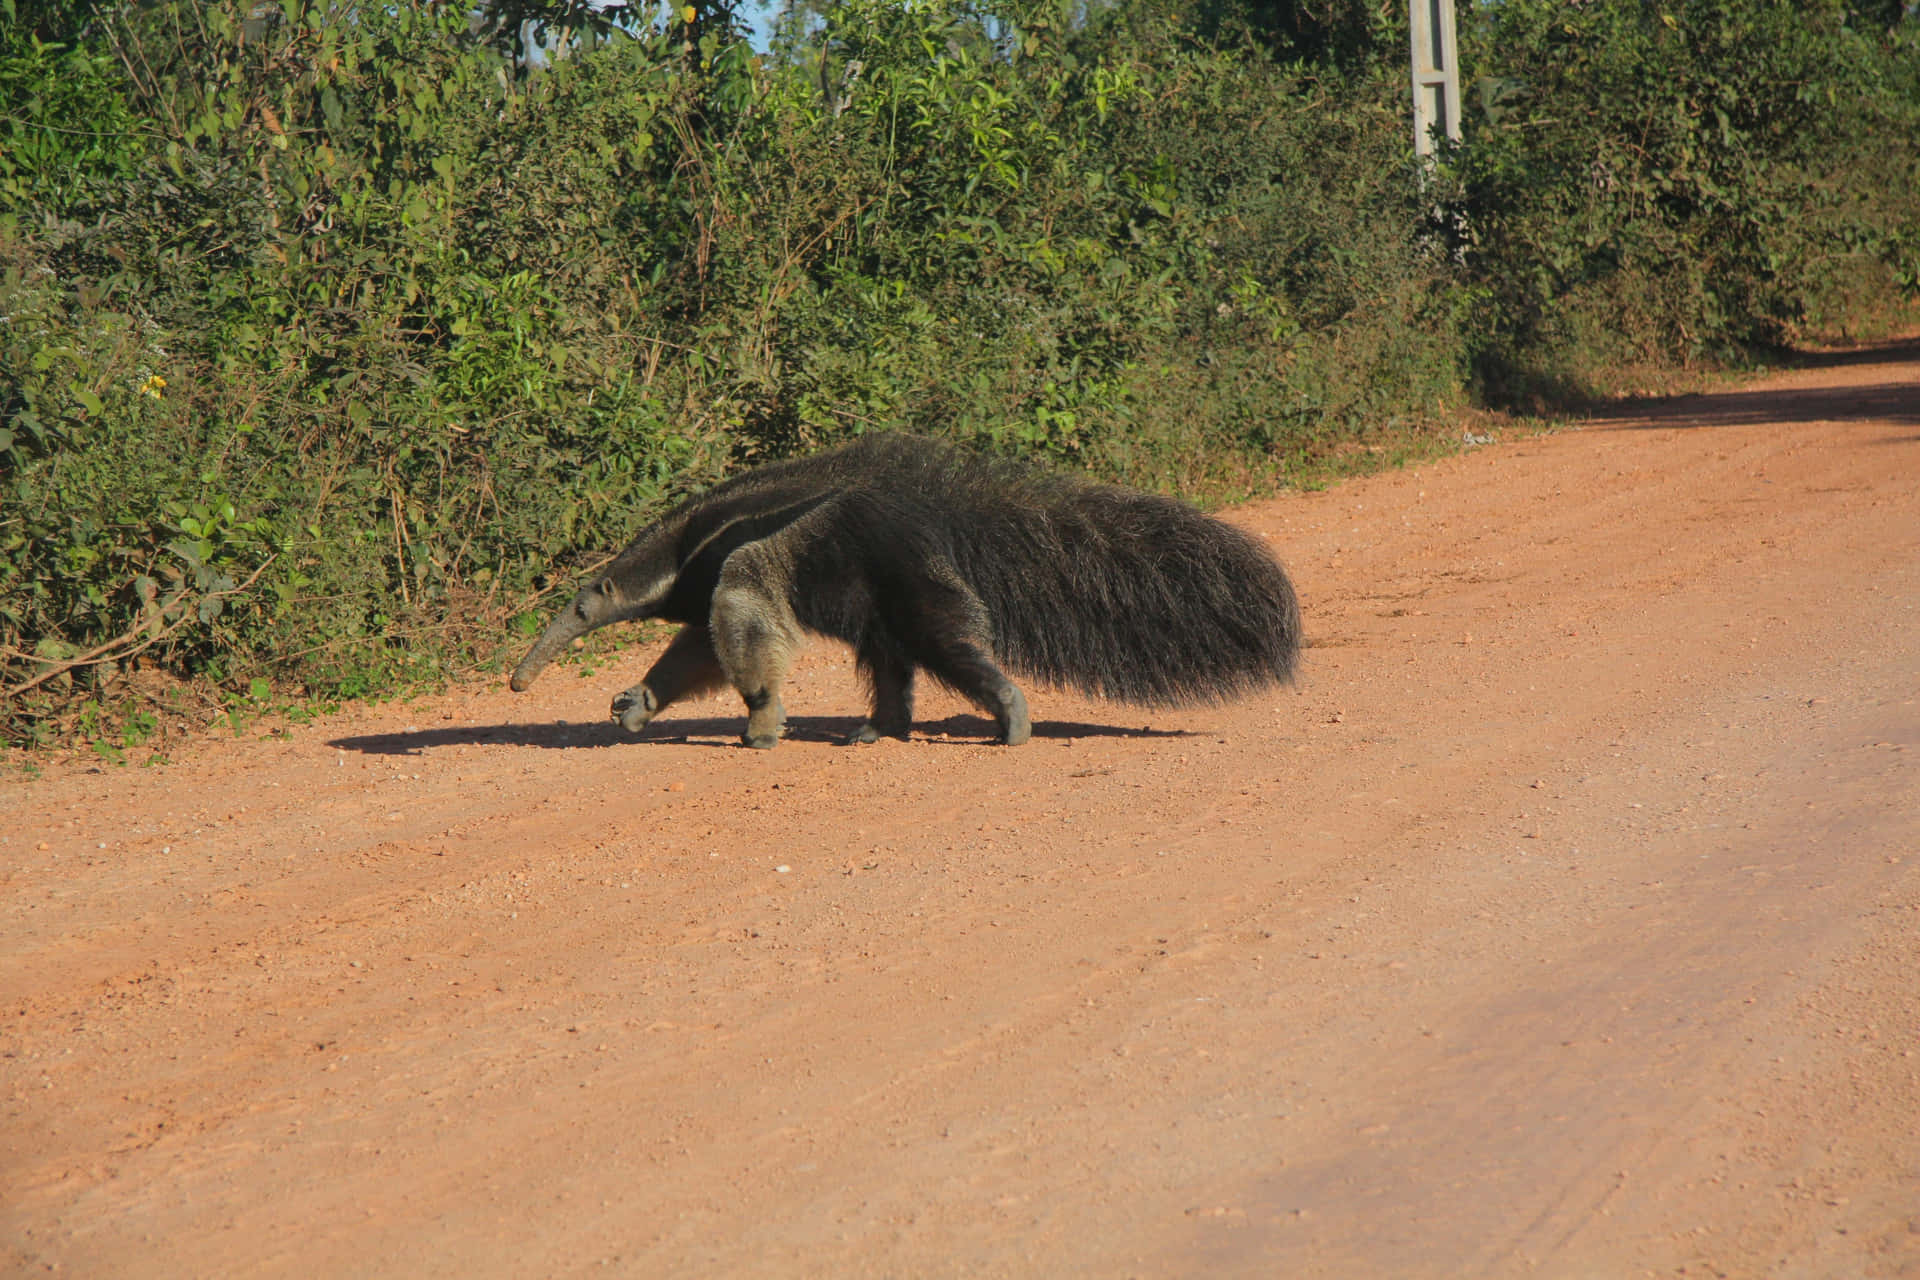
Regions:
[[139, 374, 166, 399]]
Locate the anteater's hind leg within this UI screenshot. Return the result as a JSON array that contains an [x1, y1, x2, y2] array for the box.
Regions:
[[851, 640, 915, 744], [909, 574, 1031, 746], [710, 546, 807, 750], [610, 624, 728, 734]]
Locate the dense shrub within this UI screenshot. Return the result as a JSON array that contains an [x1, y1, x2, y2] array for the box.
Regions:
[[1453, 0, 1920, 397], [2, 0, 1915, 749]]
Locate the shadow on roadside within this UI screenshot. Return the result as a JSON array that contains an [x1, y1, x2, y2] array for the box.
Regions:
[[1777, 335, 1920, 370], [1583, 379, 1920, 432], [329, 714, 1191, 756]]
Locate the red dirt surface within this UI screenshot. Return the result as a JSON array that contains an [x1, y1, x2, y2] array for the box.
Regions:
[[5, 342, 1918, 1278]]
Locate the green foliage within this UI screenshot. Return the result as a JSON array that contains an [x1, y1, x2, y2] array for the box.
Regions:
[[1452, 0, 1920, 397], [0, 20, 141, 216], [1180, 0, 1402, 69], [2, 0, 1915, 750]]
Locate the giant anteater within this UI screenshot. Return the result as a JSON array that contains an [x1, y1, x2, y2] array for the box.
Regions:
[[510, 433, 1301, 748]]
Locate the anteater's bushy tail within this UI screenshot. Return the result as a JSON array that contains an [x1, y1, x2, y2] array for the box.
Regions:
[[821, 437, 1301, 708], [966, 475, 1300, 707]]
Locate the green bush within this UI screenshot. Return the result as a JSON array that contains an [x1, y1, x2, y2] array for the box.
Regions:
[[1453, 0, 1920, 398]]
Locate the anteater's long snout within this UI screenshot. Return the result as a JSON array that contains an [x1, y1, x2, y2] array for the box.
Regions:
[[508, 610, 588, 692]]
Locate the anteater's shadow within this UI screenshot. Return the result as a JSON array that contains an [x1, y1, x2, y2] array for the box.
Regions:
[[328, 714, 1189, 758]]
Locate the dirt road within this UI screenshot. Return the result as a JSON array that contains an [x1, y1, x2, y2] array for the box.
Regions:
[[5, 343, 1918, 1278]]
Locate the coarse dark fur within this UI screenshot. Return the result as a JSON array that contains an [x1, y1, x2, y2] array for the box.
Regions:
[[510, 433, 1301, 748]]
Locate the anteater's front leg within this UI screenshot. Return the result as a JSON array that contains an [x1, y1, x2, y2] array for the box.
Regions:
[[610, 624, 728, 733], [710, 552, 805, 750]]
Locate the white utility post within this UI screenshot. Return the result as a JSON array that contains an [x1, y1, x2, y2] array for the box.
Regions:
[[1408, 0, 1462, 159]]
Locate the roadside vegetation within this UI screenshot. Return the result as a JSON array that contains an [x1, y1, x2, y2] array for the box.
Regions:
[[4, 0, 1917, 755]]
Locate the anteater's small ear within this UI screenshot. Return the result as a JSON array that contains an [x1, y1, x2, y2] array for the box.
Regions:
[[595, 577, 615, 596]]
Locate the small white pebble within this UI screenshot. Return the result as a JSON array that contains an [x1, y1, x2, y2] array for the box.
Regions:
[[161, 845, 171, 854], [776, 865, 791, 874]]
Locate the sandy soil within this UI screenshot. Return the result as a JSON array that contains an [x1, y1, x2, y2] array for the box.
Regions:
[[4, 342, 1918, 1278]]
